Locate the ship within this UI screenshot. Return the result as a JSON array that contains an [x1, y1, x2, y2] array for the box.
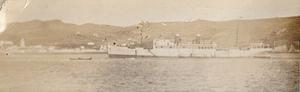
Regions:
[[108, 35, 273, 58], [107, 21, 274, 58]]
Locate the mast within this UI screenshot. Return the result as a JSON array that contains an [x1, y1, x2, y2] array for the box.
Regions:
[[273, 17, 282, 49], [235, 17, 243, 48], [235, 24, 239, 48]]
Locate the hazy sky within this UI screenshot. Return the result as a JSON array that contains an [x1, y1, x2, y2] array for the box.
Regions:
[[4, 0, 300, 26]]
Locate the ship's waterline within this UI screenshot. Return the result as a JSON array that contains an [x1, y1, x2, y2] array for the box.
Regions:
[[0, 54, 298, 92]]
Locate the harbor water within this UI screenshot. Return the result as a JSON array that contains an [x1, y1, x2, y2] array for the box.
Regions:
[[0, 54, 299, 92]]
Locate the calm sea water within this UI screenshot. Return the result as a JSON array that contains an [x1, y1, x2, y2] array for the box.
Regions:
[[0, 54, 299, 92]]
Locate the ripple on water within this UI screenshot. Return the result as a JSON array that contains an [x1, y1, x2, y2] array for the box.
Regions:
[[0, 54, 299, 92]]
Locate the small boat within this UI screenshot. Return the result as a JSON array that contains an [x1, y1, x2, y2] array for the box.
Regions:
[[69, 57, 92, 60]]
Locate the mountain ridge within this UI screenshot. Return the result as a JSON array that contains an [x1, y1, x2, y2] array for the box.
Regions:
[[0, 16, 299, 48]]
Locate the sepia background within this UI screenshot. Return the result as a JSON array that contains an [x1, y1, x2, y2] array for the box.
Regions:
[[0, 0, 300, 92]]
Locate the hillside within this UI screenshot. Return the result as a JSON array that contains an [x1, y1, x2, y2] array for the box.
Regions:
[[0, 16, 299, 48], [0, 20, 124, 48]]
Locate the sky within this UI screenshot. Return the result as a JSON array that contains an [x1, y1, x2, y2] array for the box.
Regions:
[[3, 0, 300, 26]]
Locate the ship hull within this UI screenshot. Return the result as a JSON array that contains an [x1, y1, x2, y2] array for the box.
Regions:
[[108, 46, 217, 58], [108, 46, 273, 58]]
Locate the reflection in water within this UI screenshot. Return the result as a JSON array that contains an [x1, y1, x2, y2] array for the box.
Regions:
[[0, 54, 299, 92]]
